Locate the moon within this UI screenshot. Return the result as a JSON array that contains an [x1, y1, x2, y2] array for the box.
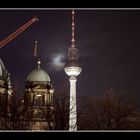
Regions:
[[50, 53, 66, 70]]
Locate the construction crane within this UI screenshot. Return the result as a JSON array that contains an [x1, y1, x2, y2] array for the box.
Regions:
[[0, 17, 39, 48]]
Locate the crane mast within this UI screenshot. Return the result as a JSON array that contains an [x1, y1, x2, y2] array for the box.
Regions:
[[0, 17, 38, 48]]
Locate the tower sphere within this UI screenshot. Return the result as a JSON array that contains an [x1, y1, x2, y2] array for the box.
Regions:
[[64, 60, 82, 77]]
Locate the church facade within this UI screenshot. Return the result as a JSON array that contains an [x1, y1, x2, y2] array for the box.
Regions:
[[0, 58, 55, 130]]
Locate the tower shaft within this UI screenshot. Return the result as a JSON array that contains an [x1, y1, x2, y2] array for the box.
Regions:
[[69, 76, 77, 131]]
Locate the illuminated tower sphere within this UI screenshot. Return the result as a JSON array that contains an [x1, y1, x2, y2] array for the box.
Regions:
[[64, 10, 82, 131], [24, 42, 54, 130]]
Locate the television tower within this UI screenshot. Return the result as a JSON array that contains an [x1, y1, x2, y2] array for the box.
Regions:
[[64, 10, 82, 131]]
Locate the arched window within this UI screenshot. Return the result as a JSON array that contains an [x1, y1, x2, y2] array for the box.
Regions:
[[34, 93, 42, 106]]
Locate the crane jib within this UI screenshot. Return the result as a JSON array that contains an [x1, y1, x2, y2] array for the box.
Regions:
[[0, 17, 38, 48]]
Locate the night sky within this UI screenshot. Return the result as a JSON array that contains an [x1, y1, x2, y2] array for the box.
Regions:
[[0, 9, 140, 100]]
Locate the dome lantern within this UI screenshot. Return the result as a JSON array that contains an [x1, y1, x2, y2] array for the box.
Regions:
[[37, 59, 41, 69]]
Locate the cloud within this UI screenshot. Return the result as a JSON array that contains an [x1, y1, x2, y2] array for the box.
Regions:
[[49, 53, 66, 71]]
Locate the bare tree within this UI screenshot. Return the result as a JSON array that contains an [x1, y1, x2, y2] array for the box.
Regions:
[[78, 88, 138, 130], [0, 88, 139, 130], [54, 92, 89, 130], [54, 92, 69, 130]]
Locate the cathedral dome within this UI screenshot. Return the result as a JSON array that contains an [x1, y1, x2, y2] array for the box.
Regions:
[[27, 60, 50, 83]]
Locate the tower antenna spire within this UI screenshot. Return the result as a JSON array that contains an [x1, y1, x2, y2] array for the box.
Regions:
[[71, 9, 75, 48]]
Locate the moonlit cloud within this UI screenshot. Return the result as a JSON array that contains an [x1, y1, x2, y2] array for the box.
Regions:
[[49, 53, 66, 71]]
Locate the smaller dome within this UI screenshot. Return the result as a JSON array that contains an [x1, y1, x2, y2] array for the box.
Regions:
[[27, 59, 50, 83], [27, 68, 50, 83]]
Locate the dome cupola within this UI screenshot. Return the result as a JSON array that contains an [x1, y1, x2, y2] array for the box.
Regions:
[[27, 59, 50, 84]]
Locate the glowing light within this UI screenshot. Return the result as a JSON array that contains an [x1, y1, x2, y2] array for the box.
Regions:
[[49, 88, 54, 94], [36, 94, 42, 97]]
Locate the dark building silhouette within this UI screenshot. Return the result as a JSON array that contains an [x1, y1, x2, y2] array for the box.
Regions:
[[0, 58, 13, 129]]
